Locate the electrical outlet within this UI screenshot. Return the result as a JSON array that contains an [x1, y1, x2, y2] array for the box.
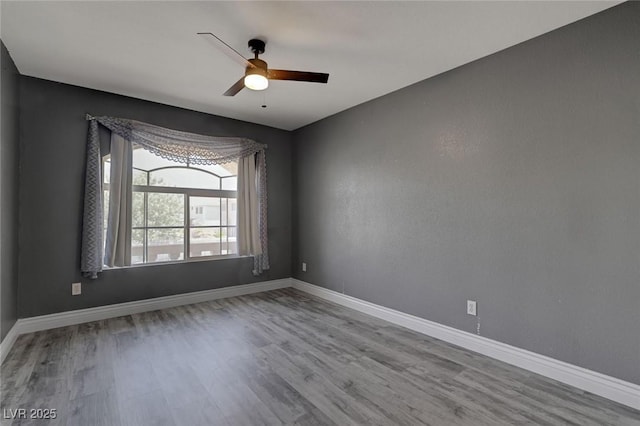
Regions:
[[72, 282, 82, 296], [302, 262, 307, 272], [467, 300, 477, 316]]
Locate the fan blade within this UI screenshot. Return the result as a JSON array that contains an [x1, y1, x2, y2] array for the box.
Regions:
[[268, 69, 329, 83], [224, 77, 245, 96], [198, 32, 255, 69]]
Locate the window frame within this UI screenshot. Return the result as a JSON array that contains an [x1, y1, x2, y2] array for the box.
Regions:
[[102, 154, 239, 267]]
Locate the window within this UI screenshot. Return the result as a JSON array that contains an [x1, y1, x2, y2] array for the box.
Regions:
[[103, 145, 238, 265]]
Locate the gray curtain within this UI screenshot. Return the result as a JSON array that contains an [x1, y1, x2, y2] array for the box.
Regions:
[[104, 133, 132, 267], [237, 154, 267, 275], [81, 115, 269, 278], [80, 120, 103, 278], [255, 150, 269, 275]]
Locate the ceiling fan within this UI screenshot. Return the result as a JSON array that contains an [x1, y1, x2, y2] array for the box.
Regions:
[[198, 33, 329, 96]]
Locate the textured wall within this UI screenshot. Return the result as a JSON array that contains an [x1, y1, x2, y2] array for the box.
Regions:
[[0, 41, 20, 341], [292, 3, 640, 384], [18, 77, 292, 318]]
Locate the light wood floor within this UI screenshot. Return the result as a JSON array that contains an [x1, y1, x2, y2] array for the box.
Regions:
[[1, 288, 639, 425]]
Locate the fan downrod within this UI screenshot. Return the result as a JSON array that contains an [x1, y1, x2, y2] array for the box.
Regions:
[[248, 39, 266, 57]]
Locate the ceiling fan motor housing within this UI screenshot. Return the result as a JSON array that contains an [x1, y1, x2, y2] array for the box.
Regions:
[[248, 58, 267, 71], [246, 58, 268, 79]]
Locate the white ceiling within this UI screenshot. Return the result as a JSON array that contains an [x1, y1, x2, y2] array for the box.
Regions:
[[1, 1, 619, 131]]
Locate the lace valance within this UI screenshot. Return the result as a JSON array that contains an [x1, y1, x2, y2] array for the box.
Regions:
[[85, 114, 266, 164]]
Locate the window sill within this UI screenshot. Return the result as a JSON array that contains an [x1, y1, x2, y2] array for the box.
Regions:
[[102, 254, 251, 271]]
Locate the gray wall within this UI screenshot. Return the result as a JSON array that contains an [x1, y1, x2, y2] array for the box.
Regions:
[[0, 41, 20, 341], [292, 3, 640, 384], [18, 76, 292, 318]]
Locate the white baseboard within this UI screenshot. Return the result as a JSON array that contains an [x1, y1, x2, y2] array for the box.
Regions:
[[0, 322, 20, 364], [291, 278, 640, 411], [2, 278, 290, 359]]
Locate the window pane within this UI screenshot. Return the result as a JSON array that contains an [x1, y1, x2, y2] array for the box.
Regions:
[[148, 228, 183, 262], [133, 169, 147, 185], [222, 227, 237, 255], [131, 229, 144, 264], [221, 176, 237, 190], [147, 193, 184, 227], [198, 162, 237, 177], [103, 159, 111, 184], [190, 227, 221, 257], [228, 198, 237, 226], [103, 189, 110, 253], [190, 197, 220, 226], [132, 146, 178, 171], [220, 198, 227, 226], [103, 189, 110, 229], [132, 192, 145, 227], [150, 168, 220, 189]]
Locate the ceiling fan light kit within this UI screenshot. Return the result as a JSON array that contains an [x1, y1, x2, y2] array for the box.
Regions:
[[244, 65, 268, 91], [199, 33, 329, 97]]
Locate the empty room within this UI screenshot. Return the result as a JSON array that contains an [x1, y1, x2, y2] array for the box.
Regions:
[[1, 1, 639, 425]]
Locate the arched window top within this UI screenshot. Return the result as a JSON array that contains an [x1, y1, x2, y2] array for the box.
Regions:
[[126, 145, 237, 190], [132, 145, 236, 177]]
